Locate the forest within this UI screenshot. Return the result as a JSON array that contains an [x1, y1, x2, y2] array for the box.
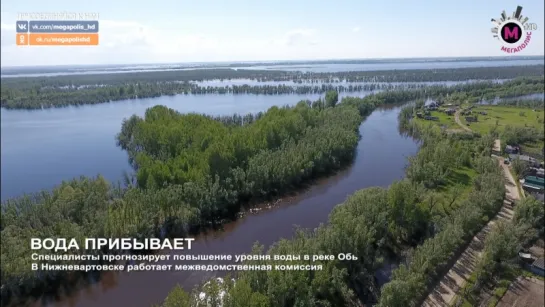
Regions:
[[1, 79, 544, 306], [1, 90, 364, 306], [156, 107, 523, 306], [1, 65, 543, 109]]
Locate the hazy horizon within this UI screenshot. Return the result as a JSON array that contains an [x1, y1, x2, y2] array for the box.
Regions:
[[1, 55, 544, 70]]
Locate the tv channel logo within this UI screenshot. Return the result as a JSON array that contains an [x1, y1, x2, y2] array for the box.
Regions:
[[491, 6, 538, 53]]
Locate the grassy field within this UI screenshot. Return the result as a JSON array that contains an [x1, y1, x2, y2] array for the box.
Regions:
[[414, 110, 459, 130], [460, 106, 544, 135]]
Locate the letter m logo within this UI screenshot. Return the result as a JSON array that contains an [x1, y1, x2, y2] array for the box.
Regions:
[[503, 26, 519, 40]]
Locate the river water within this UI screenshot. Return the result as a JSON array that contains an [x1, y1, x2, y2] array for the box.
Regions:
[[2, 91, 386, 201], [1, 58, 543, 78], [31, 103, 418, 307]]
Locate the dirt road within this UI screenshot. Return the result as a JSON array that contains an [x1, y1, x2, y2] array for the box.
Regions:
[[454, 109, 472, 132], [497, 277, 544, 307], [421, 153, 520, 307]]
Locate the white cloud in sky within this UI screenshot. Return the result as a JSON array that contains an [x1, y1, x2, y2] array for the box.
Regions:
[[282, 28, 318, 46], [352, 26, 360, 33]]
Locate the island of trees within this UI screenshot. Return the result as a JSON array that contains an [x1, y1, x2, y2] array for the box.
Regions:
[[1, 65, 543, 109], [1, 77, 544, 306]]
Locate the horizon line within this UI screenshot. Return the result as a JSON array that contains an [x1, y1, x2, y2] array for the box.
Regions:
[[1, 55, 544, 69]]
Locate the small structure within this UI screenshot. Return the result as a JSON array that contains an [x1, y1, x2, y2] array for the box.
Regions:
[[531, 258, 545, 276], [522, 176, 545, 192], [445, 108, 456, 115], [528, 167, 545, 178], [416, 112, 423, 118], [424, 116, 439, 121], [425, 103, 438, 110], [465, 116, 478, 122], [492, 139, 502, 156], [479, 111, 488, 115], [505, 145, 520, 154], [510, 154, 542, 168]]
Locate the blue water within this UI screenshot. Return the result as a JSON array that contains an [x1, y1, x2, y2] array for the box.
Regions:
[[1, 59, 543, 78], [231, 59, 544, 73], [1, 92, 376, 201]]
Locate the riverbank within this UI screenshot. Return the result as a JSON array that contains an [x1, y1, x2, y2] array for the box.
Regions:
[[157, 103, 506, 306], [1, 66, 543, 109], [2, 82, 542, 306], [24, 105, 417, 307]]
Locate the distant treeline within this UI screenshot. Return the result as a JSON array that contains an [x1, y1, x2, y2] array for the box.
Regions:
[[1, 69, 544, 109]]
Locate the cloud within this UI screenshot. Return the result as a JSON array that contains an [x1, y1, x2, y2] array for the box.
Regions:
[[352, 26, 360, 33], [279, 28, 318, 46]]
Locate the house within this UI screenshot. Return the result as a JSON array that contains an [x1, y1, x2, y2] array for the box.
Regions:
[[492, 139, 502, 156], [416, 112, 423, 118], [522, 176, 545, 192], [425, 103, 438, 110], [479, 111, 488, 115], [426, 101, 438, 108], [529, 167, 545, 178], [505, 145, 519, 154], [510, 154, 542, 168], [531, 258, 545, 276], [465, 116, 478, 122], [445, 108, 456, 115]]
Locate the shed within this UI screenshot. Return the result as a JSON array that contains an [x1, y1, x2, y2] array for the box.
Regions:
[[531, 258, 545, 276], [505, 145, 519, 154], [523, 176, 545, 192]]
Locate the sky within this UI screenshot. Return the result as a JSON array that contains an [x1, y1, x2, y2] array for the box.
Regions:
[[1, 0, 544, 66]]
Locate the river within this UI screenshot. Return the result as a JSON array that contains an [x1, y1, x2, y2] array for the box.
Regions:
[[1, 58, 543, 78], [3, 91, 385, 201], [30, 103, 418, 307]]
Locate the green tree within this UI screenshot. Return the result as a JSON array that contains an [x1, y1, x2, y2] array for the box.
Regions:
[[325, 90, 339, 108]]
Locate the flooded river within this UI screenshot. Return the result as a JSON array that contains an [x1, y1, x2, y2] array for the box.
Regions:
[[35, 104, 418, 307]]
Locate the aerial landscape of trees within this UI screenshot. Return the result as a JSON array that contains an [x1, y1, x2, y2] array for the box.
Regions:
[[156, 106, 510, 306], [1, 65, 543, 109], [1, 63, 544, 306]]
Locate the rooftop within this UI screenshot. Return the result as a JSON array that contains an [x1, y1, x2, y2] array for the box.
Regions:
[[525, 176, 545, 184], [510, 154, 538, 163], [533, 258, 545, 270]]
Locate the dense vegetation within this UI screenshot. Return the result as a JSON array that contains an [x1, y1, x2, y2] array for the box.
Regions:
[[1, 66, 543, 109], [2, 77, 542, 306], [454, 195, 544, 306], [0, 90, 370, 306], [158, 108, 508, 306]]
